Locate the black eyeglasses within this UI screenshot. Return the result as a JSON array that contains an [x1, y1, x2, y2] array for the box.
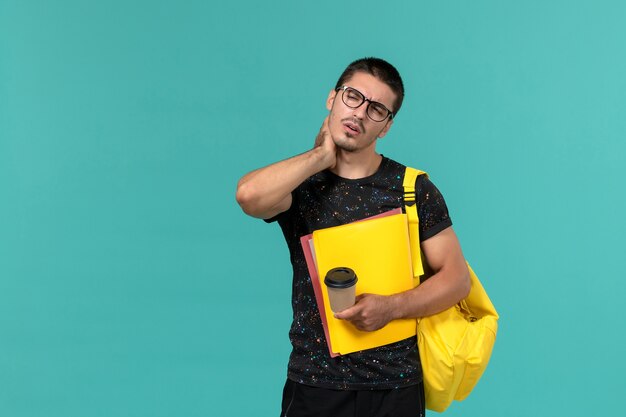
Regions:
[[336, 86, 394, 122]]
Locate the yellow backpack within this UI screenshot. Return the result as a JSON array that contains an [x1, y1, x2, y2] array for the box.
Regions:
[[403, 167, 499, 412]]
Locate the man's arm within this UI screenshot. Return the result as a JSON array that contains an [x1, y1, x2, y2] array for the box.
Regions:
[[236, 117, 336, 219], [334, 227, 471, 331]]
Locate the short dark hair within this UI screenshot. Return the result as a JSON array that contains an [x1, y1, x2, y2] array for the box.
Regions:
[[334, 57, 405, 115]]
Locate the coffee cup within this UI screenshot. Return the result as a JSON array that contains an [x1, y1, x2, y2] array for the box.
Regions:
[[324, 267, 358, 313]]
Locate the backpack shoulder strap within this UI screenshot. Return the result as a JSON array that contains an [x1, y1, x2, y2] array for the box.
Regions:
[[403, 167, 427, 280]]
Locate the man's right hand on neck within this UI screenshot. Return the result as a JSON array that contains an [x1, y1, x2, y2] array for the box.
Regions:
[[313, 116, 337, 170]]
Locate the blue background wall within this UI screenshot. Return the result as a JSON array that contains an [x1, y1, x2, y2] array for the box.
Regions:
[[1, 1, 625, 416]]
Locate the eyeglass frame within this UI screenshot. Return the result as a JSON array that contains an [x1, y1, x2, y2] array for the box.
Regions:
[[335, 86, 395, 122]]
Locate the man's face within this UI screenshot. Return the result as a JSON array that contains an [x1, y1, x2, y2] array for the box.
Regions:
[[326, 71, 396, 153]]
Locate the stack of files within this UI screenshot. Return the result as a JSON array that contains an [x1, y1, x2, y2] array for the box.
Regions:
[[300, 209, 417, 357]]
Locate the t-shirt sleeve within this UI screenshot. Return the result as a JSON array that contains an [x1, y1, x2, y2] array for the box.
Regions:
[[416, 175, 452, 241]]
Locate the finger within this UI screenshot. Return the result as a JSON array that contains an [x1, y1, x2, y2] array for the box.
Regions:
[[333, 310, 350, 320], [334, 304, 358, 320], [355, 293, 369, 303], [320, 115, 329, 131]]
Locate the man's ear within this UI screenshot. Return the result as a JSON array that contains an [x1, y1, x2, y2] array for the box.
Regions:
[[377, 118, 394, 139], [326, 89, 337, 111]]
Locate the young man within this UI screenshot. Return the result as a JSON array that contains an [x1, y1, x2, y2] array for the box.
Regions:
[[236, 58, 470, 417]]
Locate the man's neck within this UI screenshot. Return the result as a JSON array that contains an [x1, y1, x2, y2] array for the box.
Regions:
[[330, 150, 383, 180]]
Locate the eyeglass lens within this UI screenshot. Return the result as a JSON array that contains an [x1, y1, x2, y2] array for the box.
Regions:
[[342, 87, 390, 121]]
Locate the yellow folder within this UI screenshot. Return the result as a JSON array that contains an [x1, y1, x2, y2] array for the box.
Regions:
[[312, 213, 417, 356]]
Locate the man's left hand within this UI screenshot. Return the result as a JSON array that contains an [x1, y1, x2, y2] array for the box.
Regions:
[[333, 293, 396, 332]]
